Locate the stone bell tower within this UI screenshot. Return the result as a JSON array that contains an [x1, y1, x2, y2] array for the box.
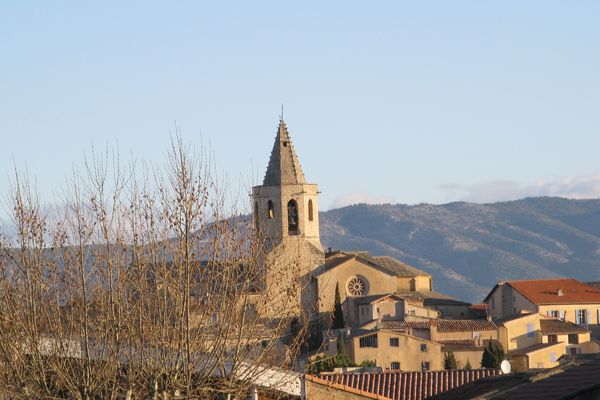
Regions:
[[252, 118, 324, 317]]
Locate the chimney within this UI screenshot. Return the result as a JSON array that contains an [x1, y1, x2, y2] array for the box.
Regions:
[[557, 288, 563, 296], [429, 319, 438, 341]]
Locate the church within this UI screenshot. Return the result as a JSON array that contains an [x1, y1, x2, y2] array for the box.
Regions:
[[251, 118, 470, 329]]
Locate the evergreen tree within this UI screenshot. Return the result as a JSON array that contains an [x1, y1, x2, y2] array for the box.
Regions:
[[464, 359, 473, 370], [332, 283, 345, 329], [481, 340, 505, 368], [444, 351, 458, 370]]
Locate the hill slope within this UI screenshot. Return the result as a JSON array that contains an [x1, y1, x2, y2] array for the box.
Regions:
[[320, 197, 600, 303]]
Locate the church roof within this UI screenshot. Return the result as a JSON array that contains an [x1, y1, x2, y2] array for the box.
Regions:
[[262, 119, 306, 186], [322, 251, 430, 278]]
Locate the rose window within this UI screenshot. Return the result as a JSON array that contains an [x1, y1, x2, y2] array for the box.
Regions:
[[347, 276, 368, 296]]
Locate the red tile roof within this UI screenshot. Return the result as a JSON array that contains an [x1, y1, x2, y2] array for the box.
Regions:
[[314, 369, 500, 400], [507, 278, 600, 305], [381, 319, 496, 333]]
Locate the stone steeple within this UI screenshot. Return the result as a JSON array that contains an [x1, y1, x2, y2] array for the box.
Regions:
[[263, 119, 306, 186], [251, 117, 325, 319]]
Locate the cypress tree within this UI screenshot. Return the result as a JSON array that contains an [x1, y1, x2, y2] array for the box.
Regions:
[[444, 352, 458, 370], [332, 283, 345, 329]]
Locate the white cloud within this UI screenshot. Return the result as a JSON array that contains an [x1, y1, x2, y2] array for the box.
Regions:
[[440, 173, 600, 203], [329, 191, 396, 209]]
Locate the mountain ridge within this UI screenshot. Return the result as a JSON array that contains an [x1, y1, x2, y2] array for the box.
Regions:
[[319, 196, 600, 303]]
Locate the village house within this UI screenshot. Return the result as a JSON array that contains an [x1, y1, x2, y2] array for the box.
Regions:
[[484, 278, 600, 326], [344, 328, 443, 372], [495, 310, 600, 371]]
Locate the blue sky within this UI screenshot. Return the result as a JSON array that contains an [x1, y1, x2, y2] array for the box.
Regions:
[[2, 1, 600, 214]]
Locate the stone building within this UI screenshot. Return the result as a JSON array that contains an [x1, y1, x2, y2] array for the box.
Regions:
[[251, 118, 473, 327], [251, 119, 325, 319]]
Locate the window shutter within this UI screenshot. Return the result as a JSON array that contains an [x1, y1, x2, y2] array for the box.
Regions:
[[586, 309, 591, 325], [597, 309, 600, 324], [546, 311, 552, 316], [576, 310, 581, 325], [559, 310, 565, 320]]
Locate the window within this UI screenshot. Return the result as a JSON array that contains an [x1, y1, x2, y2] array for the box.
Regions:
[[569, 347, 578, 355], [420, 344, 427, 352], [359, 334, 378, 348], [267, 200, 274, 219], [347, 276, 368, 297], [390, 362, 401, 370], [421, 362, 430, 371], [576, 309, 588, 325], [389, 338, 399, 347], [287, 199, 299, 235], [537, 362, 544, 368], [548, 334, 558, 344], [547, 310, 559, 318], [526, 322, 535, 337], [568, 334, 579, 344], [308, 199, 314, 221], [409, 309, 416, 316]]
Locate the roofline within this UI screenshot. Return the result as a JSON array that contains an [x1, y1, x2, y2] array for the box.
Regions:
[[304, 374, 393, 400]]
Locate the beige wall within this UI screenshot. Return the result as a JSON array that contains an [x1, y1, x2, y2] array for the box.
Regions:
[[452, 350, 484, 369], [540, 332, 592, 356], [538, 304, 600, 325], [406, 303, 439, 319], [347, 330, 442, 372], [357, 299, 404, 326], [511, 342, 564, 372], [499, 313, 541, 351], [396, 276, 431, 292]]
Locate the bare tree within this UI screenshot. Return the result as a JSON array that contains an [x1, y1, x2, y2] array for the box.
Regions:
[[0, 137, 306, 399]]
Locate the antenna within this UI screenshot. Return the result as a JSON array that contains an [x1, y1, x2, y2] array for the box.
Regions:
[[280, 104, 284, 121]]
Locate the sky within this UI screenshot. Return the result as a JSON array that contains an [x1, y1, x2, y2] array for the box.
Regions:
[[2, 1, 600, 217]]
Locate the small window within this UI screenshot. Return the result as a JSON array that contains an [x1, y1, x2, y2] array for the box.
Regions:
[[526, 322, 535, 337], [568, 334, 579, 344], [308, 199, 314, 221], [547, 310, 559, 318], [359, 334, 378, 348], [390, 361, 401, 370], [421, 362, 430, 371], [267, 200, 274, 219], [420, 344, 427, 352], [389, 337, 399, 347], [548, 334, 558, 344], [537, 362, 544, 368], [576, 309, 588, 325]]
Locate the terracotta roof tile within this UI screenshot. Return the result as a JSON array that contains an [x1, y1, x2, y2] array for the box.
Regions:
[[381, 319, 497, 333], [540, 319, 589, 335], [314, 369, 500, 400], [507, 278, 600, 305]]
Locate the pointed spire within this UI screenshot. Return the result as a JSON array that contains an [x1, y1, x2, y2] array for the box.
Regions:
[[263, 118, 307, 186]]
